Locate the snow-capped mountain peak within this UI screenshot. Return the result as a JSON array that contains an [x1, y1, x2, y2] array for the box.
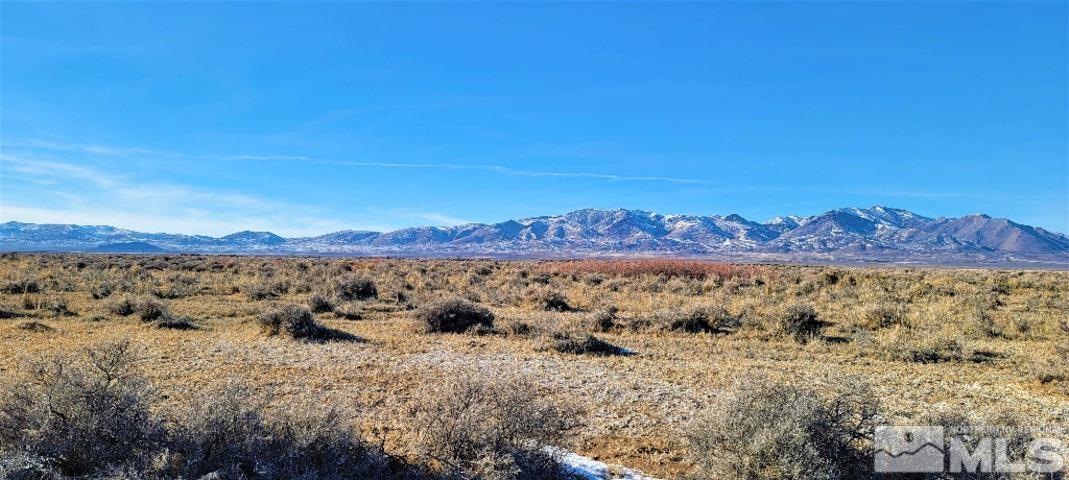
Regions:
[[2, 207, 1066, 264]]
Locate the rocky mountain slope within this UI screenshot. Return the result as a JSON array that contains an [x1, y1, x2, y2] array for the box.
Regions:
[[3, 206, 1067, 264]]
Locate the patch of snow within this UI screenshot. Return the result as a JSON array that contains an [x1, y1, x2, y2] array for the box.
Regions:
[[549, 447, 659, 480]]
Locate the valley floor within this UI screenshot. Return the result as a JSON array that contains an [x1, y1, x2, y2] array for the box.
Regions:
[[1, 254, 1067, 478]]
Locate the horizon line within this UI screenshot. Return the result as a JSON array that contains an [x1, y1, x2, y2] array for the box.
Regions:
[[3, 205, 1064, 238]]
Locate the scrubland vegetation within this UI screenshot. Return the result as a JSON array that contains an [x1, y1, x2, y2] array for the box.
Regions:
[[0, 253, 1067, 479]]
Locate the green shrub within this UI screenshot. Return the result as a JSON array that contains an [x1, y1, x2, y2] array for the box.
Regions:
[[585, 306, 617, 332], [536, 330, 627, 356], [529, 288, 572, 312], [16, 321, 54, 332], [107, 295, 137, 316], [155, 315, 199, 330], [974, 307, 1002, 337], [335, 274, 378, 301], [134, 296, 168, 322], [258, 304, 319, 339], [1011, 315, 1036, 338], [879, 333, 978, 363], [308, 293, 335, 313], [496, 317, 533, 336], [244, 279, 290, 301], [628, 306, 738, 333], [416, 298, 494, 333], [860, 304, 909, 329], [335, 303, 363, 320], [687, 374, 878, 480], [43, 296, 73, 316], [662, 307, 716, 333], [770, 304, 822, 340], [90, 281, 115, 299], [0, 275, 40, 294], [152, 274, 199, 299]]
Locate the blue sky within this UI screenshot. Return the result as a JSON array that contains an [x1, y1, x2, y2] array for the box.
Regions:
[[1, 1, 1066, 236]]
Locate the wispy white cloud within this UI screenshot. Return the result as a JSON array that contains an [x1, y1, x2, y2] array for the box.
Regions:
[[339, 162, 449, 169], [202, 154, 315, 162], [5, 140, 709, 185], [2, 140, 312, 163], [370, 208, 474, 227], [0, 150, 477, 235], [0, 174, 60, 186], [6, 139, 1017, 208], [337, 161, 707, 184], [2, 155, 123, 188], [0, 155, 352, 237], [1, 139, 179, 158]]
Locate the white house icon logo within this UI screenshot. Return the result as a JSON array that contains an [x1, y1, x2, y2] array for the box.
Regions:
[[874, 426, 946, 472]]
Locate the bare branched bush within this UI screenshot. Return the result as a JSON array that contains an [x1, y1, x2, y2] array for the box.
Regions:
[[0, 346, 396, 479], [582, 273, 605, 286], [409, 372, 583, 480], [168, 380, 267, 478], [818, 270, 842, 286], [0, 340, 164, 477], [168, 381, 395, 479], [416, 298, 494, 333], [21, 294, 39, 311], [687, 374, 878, 480]]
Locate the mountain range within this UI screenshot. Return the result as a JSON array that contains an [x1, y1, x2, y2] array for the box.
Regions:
[[3, 206, 1068, 265]]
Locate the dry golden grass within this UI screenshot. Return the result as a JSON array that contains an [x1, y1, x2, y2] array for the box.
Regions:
[[1, 253, 1067, 478], [538, 259, 765, 281]]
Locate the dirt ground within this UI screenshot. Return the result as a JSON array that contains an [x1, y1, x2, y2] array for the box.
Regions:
[[1, 254, 1067, 478]]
